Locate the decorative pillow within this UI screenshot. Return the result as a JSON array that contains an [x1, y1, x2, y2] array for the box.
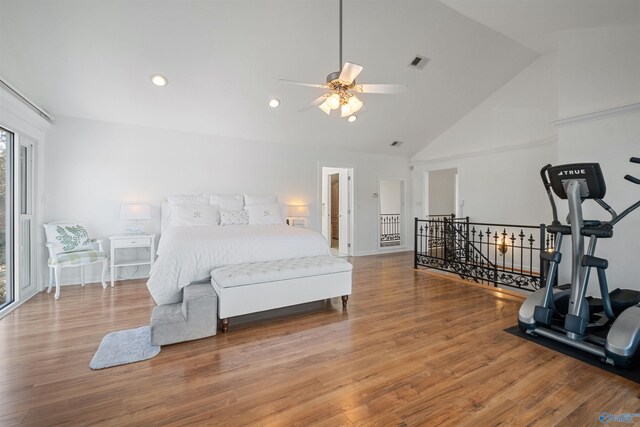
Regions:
[[44, 224, 94, 254], [210, 193, 244, 211], [245, 203, 284, 225], [167, 193, 209, 205], [220, 209, 249, 226], [244, 194, 277, 206], [170, 204, 219, 227]]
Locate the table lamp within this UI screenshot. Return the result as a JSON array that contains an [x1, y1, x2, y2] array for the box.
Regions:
[[288, 205, 309, 227], [120, 204, 151, 234]]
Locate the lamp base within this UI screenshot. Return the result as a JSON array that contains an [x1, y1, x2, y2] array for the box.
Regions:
[[291, 218, 306, 228], [125, 224, 146, 234]]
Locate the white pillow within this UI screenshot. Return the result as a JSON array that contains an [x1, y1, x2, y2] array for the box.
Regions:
[[244, 194, 277, 206], [44, 223, 94, 253], [210, 193, 244, 211], [167, 193, 209, 205], [220, 209, 249, 226], [170, 204, 219, 227], [246, 203, 284, 225]]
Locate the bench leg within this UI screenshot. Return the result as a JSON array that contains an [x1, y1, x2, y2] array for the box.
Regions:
[[342, 295, 349, 308], [220, 318, 229, 333]]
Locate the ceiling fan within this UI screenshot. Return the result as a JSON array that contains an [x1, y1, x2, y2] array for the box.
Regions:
[[280, 0, 406, 119]]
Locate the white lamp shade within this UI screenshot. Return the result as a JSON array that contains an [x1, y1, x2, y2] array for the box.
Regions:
[[120, 204, 151, 220], [318, 101, 332, 115], [288, 205, 310, 218]]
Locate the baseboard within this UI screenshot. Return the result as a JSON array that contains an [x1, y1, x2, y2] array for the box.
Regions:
[[48, 270, 150, 287], [378, 245, 409, 253], [356, 249, 413, 257]]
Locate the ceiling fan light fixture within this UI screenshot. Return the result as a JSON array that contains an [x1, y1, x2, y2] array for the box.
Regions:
[[348, 96, 363, 114], [340, 103, 352, 117], [150, 74, 168, 87], [327, 93, 341, 110], [347, 115, 357, 123], [318, 101, 332, 115]]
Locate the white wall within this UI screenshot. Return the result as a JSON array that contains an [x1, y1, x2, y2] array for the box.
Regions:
[[411, 54, 558, 225], [427, 169, 456, 216], [557, 26, 640, 118], [44, 116, 411, 284], [554, 26, 640, 292], [379, 179, 401, 215]]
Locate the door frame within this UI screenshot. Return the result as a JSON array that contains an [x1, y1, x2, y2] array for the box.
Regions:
[[423, 167, 460, 218], [0, 85, 48, 319], [318, 163, 355, 256]]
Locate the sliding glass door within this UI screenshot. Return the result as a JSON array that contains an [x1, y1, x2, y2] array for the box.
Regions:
[[0, 127, 14, 309]]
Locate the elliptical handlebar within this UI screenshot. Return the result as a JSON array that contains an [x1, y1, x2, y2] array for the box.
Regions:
[[610, 156, 640, 226], [625, 175, 640, 185], [540, 164, 559, 224]]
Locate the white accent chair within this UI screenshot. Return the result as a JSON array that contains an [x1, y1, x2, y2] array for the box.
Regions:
[[44, 223, 108, 299]]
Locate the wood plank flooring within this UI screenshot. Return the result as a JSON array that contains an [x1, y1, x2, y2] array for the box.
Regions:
[[1, 251, 639, 426]]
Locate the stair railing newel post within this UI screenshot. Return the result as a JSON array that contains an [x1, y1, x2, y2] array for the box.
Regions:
[[414, 217, 418, 269]]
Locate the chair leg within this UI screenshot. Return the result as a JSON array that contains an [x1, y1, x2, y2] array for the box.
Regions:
[[54, 265, 61, 300], [101, 259, 108, 289], [47, 267, 54, 294], [81, 266, 85, 286]]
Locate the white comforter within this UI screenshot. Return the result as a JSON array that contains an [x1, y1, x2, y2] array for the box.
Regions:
[[147, 225, 331, 305]]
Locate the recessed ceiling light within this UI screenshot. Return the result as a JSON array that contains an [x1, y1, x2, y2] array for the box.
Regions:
[[150, 74, 168, 87], [347, 115, 357, 123], [268, 98, 280, 108]]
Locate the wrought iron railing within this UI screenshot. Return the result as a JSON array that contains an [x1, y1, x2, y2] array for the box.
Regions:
[[380, 213, 401, 247], [414, 215, 554, 292]]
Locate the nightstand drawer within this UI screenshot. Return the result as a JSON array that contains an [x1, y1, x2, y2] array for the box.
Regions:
[[113, 236, 151, 248]]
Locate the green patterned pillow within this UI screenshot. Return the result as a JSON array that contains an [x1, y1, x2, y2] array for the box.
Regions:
[[44, 224, 94, 253]]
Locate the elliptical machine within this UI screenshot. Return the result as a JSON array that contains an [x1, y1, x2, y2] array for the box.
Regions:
[[519, 157, 640, 367]]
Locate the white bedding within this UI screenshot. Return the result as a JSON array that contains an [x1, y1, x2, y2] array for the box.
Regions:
[[147, 225, 331, 305]]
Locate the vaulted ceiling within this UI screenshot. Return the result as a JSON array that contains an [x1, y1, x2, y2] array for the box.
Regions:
[[0, 1, 636, 156]]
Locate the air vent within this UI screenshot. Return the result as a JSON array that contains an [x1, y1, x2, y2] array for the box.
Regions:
[[409, 55, 430, 70], [390, 140, 403, 147]]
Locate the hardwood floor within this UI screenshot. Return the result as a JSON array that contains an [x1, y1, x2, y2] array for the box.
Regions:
[[1, 252, 639, 426]]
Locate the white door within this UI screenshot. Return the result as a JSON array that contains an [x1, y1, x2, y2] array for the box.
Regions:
[[18, 142, 35, 297], [338, 170, 350, 255]]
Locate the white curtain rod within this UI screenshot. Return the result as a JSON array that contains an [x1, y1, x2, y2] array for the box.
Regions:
[[0, 76, 53, 123]]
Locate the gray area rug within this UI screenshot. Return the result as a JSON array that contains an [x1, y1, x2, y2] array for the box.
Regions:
[[90, 326, 160, 370]]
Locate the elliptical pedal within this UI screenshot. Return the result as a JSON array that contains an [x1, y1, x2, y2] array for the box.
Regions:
[[610, 288, 640, 313]]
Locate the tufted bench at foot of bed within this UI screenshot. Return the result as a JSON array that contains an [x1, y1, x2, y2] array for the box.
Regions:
[[150, 283, 218, 346], [211, 256, 353, 332]]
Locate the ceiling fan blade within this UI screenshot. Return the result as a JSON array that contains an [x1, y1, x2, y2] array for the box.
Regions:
[[356, 84, 407, 94], [299, 94, 329, 112], [279, 79, 327, 89], [338, 62, 364, 85]]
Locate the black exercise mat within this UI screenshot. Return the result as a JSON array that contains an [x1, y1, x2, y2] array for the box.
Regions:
[[504, 325, 640, 384]]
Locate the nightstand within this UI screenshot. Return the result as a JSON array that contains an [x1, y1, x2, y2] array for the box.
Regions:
[[109, 234, 156, 287]]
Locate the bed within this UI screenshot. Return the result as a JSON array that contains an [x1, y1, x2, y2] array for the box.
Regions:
[[146, 202, 332, 306]]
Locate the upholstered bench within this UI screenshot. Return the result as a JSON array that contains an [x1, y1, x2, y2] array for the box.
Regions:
[[211, 256, 353, 332], [150, 283, 218, 346]]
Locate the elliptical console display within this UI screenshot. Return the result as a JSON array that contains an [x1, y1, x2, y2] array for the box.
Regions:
[[518, 157, 640, 367]]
